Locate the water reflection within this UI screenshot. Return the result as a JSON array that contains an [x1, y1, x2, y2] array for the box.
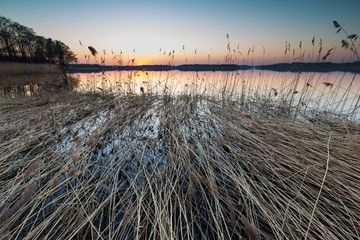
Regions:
[[1, 69, 359, 118], [72, 70, 360, 117]]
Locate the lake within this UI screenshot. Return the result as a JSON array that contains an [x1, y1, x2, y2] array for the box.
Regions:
[[1, 69, 359, 119], [71, 70, 360, 118]]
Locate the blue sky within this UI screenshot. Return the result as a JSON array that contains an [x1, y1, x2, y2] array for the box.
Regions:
[[1, 0, 359, 64]]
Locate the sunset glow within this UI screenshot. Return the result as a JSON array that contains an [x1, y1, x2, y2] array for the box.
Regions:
[[1, 0, 360, 65]]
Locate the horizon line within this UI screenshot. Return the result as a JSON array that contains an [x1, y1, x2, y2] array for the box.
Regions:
[[67, 61, 360, 73]]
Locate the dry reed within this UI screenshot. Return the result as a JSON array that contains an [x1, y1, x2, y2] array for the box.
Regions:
[[0, 88, 359, 239]]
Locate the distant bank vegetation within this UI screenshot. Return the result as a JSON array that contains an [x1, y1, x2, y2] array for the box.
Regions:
[[0, 15, 77, 64]]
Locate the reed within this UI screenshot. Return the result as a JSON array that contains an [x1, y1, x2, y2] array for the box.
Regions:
[[0, 89, 359, 239], [0, 62, 62, 76]]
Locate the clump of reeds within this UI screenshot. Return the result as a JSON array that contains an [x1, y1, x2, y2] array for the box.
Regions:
[[333, 20, 359, 61], [0, 89, 359, 239]]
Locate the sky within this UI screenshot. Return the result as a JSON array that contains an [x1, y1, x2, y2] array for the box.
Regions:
[[1, 0, 360, 65]]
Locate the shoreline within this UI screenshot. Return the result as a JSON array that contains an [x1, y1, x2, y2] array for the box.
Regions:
[[66, 61, 360, 73], [1, 61, 359, 75]]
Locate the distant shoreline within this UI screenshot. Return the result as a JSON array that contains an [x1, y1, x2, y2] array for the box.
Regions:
[[67, 62, 360, 73]]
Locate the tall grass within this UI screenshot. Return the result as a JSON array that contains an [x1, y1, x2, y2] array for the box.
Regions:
[[0, 62, 62, 76], [71, 68, 360, 121], [0, 62, 76, 97], [0, 85, 359, 239]]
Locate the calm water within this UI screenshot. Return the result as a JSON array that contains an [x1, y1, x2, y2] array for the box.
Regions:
[[1, 70, 359, 118], [71, 70, 360, 117]]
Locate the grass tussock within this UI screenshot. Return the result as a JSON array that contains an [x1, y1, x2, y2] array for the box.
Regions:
[[0, 91, 359, 239]]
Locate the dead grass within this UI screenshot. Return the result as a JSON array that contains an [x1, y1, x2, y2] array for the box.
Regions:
[[0, 91, 359, 239], [0, 62, 65, 91], [0, 62, 62, 76]]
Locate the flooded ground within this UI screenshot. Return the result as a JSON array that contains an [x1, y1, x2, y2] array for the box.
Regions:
[[1, 69, 359, 119], [71, 70, 360, 119]]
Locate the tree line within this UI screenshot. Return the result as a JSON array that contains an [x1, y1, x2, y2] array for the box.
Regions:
[[0, 15, 77, 64]]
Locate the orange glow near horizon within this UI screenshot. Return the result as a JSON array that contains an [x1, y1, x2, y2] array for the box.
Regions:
[[74, 41, 354, 66]]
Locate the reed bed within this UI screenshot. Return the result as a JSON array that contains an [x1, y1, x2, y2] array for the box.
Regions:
[[0, 63, 62, 76], [0, 90, 359, 239]]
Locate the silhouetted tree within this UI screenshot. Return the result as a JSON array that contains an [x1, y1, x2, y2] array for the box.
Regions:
[[0, 16, 15, 60], [54, 40, 65, 64], [45, 38, 55, 63], [34, 36, 46, 63], [54, 40, 76, 65], [12, 22, 35, 62], [0, 15, 77, 64]]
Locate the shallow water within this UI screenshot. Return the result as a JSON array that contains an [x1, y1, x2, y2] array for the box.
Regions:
[[1, 69, 359, 118], [72, 70, 360, 118]]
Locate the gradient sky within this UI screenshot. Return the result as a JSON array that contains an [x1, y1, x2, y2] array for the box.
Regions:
[[1, 0, 359, 65]]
